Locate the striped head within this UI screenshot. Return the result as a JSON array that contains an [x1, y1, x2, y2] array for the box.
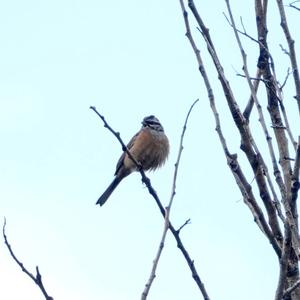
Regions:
[[142, 115, 164, 132]]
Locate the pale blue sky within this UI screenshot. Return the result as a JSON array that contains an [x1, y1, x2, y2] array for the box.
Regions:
[[0, 1, 299, 300]]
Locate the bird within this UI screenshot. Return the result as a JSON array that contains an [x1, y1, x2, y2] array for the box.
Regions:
[[96, 115, 169, 206]]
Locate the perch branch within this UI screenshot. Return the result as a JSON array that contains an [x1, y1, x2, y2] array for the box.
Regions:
[[90, 106, 210, 300]]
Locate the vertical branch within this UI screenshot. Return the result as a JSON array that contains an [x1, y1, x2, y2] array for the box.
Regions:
[[255, 0, 300, 268], [255, 0, 293, 195], [276, 0, 300, 117], [278, 98, 297, 151], [141, 99, 199, 300]]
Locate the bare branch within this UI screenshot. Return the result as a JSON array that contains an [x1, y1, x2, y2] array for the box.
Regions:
[[255, 1, 300, 296], [288, 1, 300, 11], [256, 1, 299, 263], [277, 0, 300, 116], [268, 44, 297, 152], [179, 0, 282, 258], [89, 106, 142, 170], [141, 212, 169, 300], [141, 99, 199, 300], [236, 72, 267, 83], [191, 0, 284, 246], [279, 44, 290, 56], [225, 1, 290, 238], [280, 68, 292, 90], [243, 69, 263, 121], [179, 0, 300, 297], [90, 106, 210, 300], [177, 219, 191, 234], [223, 12, 259, 44], [278, 97, 298, 151], [275, 137, 300, 261], [2, 218, 53, 300], [255, 0, 295, 242]]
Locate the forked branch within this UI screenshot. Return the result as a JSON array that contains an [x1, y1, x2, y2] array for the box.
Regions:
[[2, 218, 53, 300]]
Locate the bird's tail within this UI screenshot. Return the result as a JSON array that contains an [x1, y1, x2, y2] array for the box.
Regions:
[[96, 177, 122, 206]]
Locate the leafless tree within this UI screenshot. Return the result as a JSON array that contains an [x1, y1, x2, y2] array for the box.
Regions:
[[3, 1, 300, 300], [177, 0, 300, 299]]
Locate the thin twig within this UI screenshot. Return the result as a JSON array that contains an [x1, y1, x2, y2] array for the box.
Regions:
[[280, 68, 292, 90], [2, 218, 53, 300], [177, 219, 191, 234], [90, 106, 210, 300], [141, 99, 199, 300], [236, 73, 267, 83], [288, 2, 300, 11], [277, 0, 300, 116], [223, 12, 259, 44], [279, 44, 290, 56]]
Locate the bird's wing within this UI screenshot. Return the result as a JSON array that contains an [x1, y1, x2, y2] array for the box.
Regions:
[[114, 131, 139, 176]]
